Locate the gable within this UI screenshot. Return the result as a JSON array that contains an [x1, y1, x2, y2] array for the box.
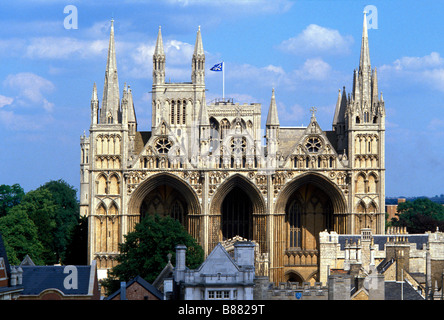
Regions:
[[196, 244, 239, 275], [281, 116, 342, 167]]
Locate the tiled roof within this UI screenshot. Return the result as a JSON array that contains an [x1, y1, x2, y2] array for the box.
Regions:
[[106, 275, 163, 300]]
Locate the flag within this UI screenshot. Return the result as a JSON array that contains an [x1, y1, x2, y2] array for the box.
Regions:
[[210, 62, 223, 71]]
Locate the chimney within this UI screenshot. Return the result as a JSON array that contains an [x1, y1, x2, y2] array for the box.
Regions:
[[120, 281, 126, 300], [233, 241, 255, 267], [17, 267, 23, 285], [175, 244, 187, 282], [10, 267, 17, 286]]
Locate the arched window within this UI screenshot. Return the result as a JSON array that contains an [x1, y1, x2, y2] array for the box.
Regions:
[[171, 101, 175, 124], [287, 200, 302, 248]]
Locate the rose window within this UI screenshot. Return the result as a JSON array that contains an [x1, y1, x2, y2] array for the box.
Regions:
[[305, 137, 322, 153], [155, 138, 172, 154], [231, 137, 246, 155]]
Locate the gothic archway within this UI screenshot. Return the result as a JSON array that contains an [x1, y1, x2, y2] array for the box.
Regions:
[[273, 173, 347, 283], [221, 187, 253, 240], [209, 174, 266, 252]]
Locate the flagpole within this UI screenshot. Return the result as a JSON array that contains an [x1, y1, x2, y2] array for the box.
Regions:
[[222, 61, 225, 101]]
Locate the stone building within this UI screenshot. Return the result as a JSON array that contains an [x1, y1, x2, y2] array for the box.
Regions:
[[163, 242, 256, 300], [80, 13, 386, 284]]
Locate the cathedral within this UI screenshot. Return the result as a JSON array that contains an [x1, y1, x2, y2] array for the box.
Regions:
[[80, 13, 386, 284]]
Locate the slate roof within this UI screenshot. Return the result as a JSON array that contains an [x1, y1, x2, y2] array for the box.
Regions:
[[385, 281, 425, 300], [20, 262, 96, 297], [106, 275, 163, 300]]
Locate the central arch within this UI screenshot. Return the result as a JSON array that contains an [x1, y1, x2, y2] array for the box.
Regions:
[[209, 174, 267, 252]]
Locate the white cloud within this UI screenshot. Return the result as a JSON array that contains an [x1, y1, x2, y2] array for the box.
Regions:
[[160, 0, 293, 13], [0, 95, 13, 108], [279, 24, 353, 55], [126, 39, 195, 80], [0, 109, 54, 131], [380, 52, 444, 92], [295, 58, 332, 80], [25, 37, 109, 60], [3, 72, 55, 111]]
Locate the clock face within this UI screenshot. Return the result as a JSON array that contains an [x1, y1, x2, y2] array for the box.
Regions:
[[305, 136, 322, 153]]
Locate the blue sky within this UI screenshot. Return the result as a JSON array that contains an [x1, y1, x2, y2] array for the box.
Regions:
[[0, 0, 443, 198]]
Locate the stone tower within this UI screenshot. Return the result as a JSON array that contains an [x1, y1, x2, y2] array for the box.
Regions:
[[335, 12, 386, 234], [81, 13, 385, 284]]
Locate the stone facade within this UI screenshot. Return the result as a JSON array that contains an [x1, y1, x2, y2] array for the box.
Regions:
[[80, 13, 386, 284]]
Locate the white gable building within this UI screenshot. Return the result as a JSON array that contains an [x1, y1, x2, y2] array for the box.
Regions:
[[166, 241, 255, 300]]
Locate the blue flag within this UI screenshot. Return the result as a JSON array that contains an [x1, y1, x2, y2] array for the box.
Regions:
[[210, 62, 223, 71]]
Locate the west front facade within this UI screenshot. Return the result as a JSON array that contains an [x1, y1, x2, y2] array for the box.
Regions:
[[80, 13, 386, 284]]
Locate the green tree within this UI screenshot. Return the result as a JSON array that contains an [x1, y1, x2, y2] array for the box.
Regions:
[[0, 209, 44, 265], [37, 180, 80, 263], [103, 214, 204, 295], [0, 184, 25, 217], [16, 188, 57, 264], [392, 197, 444, 233], [64, 215, 88, 265]]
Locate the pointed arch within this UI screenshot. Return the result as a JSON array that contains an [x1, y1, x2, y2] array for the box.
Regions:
[[209, 174, 267, 252], [97, 174, 107, 195], [108, 201, 119, 215], [109, 174, 120, 194], [128, 172, 201, 216], [274, 172, 347, 215], [356, 200, 366, 213], [355, 172, 366, 194], [96, 202, 107, 215], [210, 173, 266, 216], [367, 172, 377, 193]]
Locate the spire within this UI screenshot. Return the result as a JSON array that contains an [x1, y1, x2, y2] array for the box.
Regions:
[[127, 85, 137, 125], [192, 26, 205, 84], [194, 26, 204, 56], [153, 26, 165, 85], [100, 19, 120, 124], [333, 87, 347, 125], [266, 88, 280, 126], [91, 82, 98, 101], [359, 11, 371, 71], [154, 26, 165, 56], [333, 89, 342, 126]]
